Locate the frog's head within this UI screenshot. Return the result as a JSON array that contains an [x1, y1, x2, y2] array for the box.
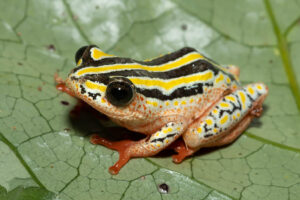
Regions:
[[66, 45, 144, 121]]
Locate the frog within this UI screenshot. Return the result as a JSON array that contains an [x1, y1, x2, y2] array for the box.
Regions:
[[57, 45, 268, 175]]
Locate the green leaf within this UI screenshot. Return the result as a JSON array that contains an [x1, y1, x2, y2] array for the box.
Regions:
[[1, 0, 300, 199], [0, 185, 56, 200]]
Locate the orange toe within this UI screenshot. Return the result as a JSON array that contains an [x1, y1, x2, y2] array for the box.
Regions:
[[90, 135, 136, 174]]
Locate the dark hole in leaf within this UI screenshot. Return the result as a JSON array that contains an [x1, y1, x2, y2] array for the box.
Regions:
[[17, 62, 23, 66], [181, 24, 187, 31], [158, 183, 169, 194], [61, 100, 69, 106], [47, 44, 56, 51]]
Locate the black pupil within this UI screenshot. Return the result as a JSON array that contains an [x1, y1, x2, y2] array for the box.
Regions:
[[107, 82, 133, 106]]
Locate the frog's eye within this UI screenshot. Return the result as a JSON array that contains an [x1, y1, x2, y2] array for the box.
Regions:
[[106, 77, 135, 107], [75, 46, 88, 63]]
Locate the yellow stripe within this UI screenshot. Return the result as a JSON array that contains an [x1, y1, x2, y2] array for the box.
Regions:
[[248, 87, 255, 95], [256, 84, 263, 90], [220, 102, 230, 108], [146, 100, 158, 107], [215, 73, 224, 84], [77, 58, 82, 66], [197, 127, 202, 134], [85, 80, 106, 92], [226, 77, 231, 84], [129, 71, 213, 91], [76, 52, 204, 76], [225, 96, 236, 102], [205, 118, 213, 126], [238, 91, 246, 110], [91, 48, 113, 60], [220, 114, 228, 125]]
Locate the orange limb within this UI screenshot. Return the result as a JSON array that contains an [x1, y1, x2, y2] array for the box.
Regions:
[[169, 139, 194, 164], [56, 83, 75, 97], [54, 73, 75, 96], [91, 122, 185, 174], [90, 134, 135, 175]]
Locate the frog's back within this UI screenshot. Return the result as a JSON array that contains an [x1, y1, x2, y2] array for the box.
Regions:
[[70, 46, 240, 133], [73, 46, 238, 99]]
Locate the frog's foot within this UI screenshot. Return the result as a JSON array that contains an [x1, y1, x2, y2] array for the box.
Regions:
[[170, 139, 194, 164], [226, 65, 240, 78], [54, 73, 75, 96], [251, 104, 263, 117], [91, 122, 186, 174], [90, 134, 135, 174]]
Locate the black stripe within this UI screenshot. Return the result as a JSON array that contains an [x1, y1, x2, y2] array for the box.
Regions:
[[88, 92, 101, 100], [72, 47, 197, 74], [150, 137, 165, 143], [204, 134, 214, 138], [80, 85, 86, 94], [136, 47, 196, 65], [136, 82, 212, 101], [150, 133, 177, 143], [80, 59, 233, 82], [74, 73, 215, 100]]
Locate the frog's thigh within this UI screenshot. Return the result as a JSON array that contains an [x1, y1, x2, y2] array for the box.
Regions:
[[202, 112, 254, 148], [183, 83, 268, 150]]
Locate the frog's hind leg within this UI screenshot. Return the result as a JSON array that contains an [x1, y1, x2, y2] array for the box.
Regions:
[[226, 65, 240, 78], [91, 121, 186, 174], [173, 83, 268, 163]]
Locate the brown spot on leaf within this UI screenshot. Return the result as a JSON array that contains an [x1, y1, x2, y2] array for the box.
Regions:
[[158, 183, 169, 194], [73, 15, 78, 20], [47, 44, 56, 51], [61, 100, 69, 106], [181, 24, 187, 31]]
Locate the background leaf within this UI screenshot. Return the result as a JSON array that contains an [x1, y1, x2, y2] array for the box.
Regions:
[[0, 0, 300, 199]]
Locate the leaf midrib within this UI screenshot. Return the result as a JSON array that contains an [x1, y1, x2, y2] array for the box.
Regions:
[[0, 132, 46, 189], [264, 0, 300, 111]]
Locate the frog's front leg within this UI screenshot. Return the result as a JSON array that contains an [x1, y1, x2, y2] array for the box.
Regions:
[[91, 122, 186, 174], [173, 83, 268, 163], [54, 73, 75, 96]]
